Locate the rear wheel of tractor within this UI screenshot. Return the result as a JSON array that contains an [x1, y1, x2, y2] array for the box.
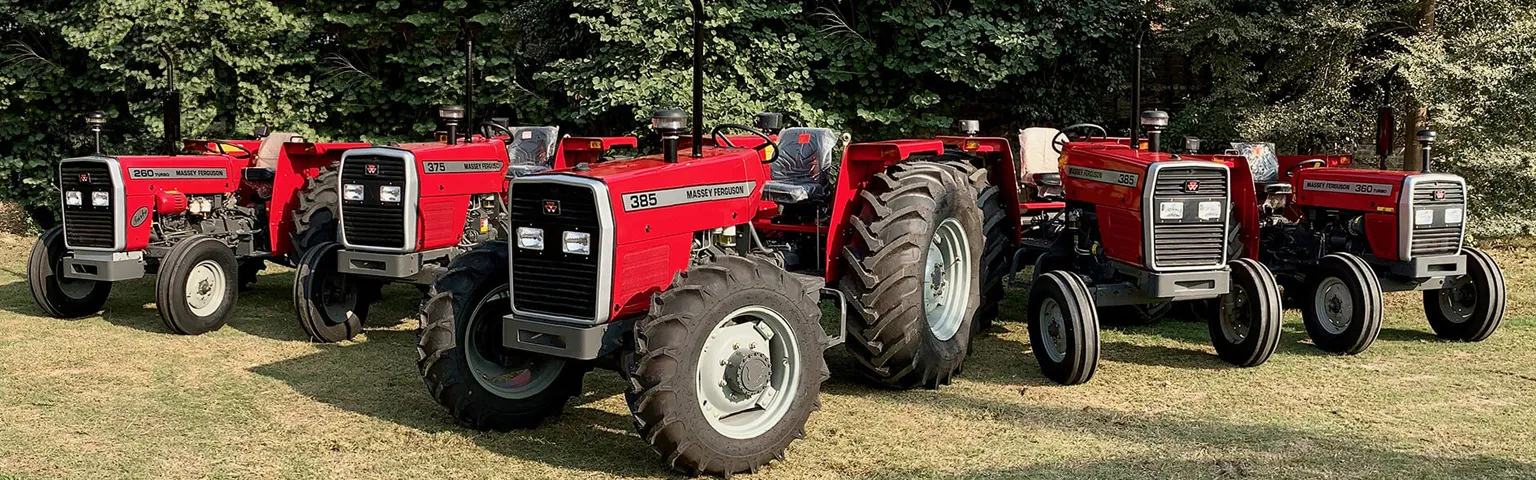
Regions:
[[628, 255, 827, 476], [417, 242, 583, 430], [294, 242, 381, 343], [1027, 271, 1099, 385], [1300, 253, 1383, 354], [1208, 258, 1283, 367], [155, 236, 238, 335], [841, 160, 984, 389], [27, 226, 111, 318], [290, 167, 340, 261], [1424, 247, 1506, 342], [924, 156, 1013, 334]]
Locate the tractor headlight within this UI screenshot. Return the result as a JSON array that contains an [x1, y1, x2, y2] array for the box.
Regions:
[[343, 184, 365, 201], [65, 191, 82, 206], [91, 191, 110, 207], [1415, 209, 1435, 226], [1197, 201, 1223, 221], [379, 185, 403, 203], [1444, 208, 1464, 225], [516, 227, 544, 250], [1159, 201, 1184, 220], [562, 231, 591, 255]]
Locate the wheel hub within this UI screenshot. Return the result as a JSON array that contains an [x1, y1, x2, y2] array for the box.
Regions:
[[184, 260, 226, 317], [1038, 298, 1068, 363], [464, 287, 565, 399], [1220, 284, 1252, 343], [724, 350, 772, 396], [1314, 277, 1353, 334]]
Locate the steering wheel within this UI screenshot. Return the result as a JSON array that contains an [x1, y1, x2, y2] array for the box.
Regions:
[[1285, 159, 1328, 178], [481, 122, 515, 145], [204, 140, 254, 159], [1051, 123, 1110, 154], [710, 124, 781, 165]]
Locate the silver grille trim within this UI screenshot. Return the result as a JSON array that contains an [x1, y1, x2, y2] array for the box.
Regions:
[[338, 147, 418, 253], [507, 174, 617, 326], [1142, 161, 1231, 272], [60, 156, 126, 252], [1397, 174, 1466, 260]]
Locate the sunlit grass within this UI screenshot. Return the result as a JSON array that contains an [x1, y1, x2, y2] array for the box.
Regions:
[[0, 232, 1532, 479]]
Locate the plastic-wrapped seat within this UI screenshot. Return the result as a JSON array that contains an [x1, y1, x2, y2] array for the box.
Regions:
[[1232, 142, 1281, 185], [505, 127, 561, 177], [762, 128, 838, 204]]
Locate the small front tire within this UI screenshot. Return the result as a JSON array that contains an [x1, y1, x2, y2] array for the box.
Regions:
[[155, 236, 239, 335], [1300, 253, 1383, 354], [1027, 271, 1099, 385], [294, 242, 381, 343], [1208, 258, 1282, 367], [27, 226, 111, 318], [1424, 247, 1506, 342]]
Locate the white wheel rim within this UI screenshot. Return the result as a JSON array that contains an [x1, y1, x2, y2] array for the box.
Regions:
[[1437, 276, 1476, 324], [184, 260, 227, 317], [923, 217, 971, 342], [695, 305, 801, 440], [1038, 298, 1067, 363], [1314, 277, 1353, 335], [466, 287, 565, 399]]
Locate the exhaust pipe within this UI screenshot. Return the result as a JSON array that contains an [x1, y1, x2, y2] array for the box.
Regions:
[[690, 0, 705, 158], [164, 64, 181, 155], [1129, 28, 1144, 151], [464, 28, 475, 130]]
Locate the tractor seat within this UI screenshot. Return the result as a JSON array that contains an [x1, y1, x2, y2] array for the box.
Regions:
[[505, 126, 560, 177], [1232, 142, 1281, 186], [762, 128, 839, 204], [254, 132, 302, 169]]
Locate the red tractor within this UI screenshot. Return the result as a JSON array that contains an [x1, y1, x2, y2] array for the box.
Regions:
[[28, 115, 367, 335], [412, 2, 1009, 474], [966, 111, 1285, 386], [1217, 132, 1506, 354], [291, 106, 640, 342]]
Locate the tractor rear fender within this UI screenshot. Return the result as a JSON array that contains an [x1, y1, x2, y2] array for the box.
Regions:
[[554, 136, 640, 169], [823, 139, 944, 282], [936, 135, 1025, 244]]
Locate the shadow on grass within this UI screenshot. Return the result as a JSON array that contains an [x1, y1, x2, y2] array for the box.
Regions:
[[862, 392, 1536, 479], [248, 329, 671, 477]]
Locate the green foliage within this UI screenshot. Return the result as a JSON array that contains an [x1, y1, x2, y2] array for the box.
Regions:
[[1, 0, 1533, 236]]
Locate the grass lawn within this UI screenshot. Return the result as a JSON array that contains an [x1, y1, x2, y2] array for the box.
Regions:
[[0, 232, 1533, 479]]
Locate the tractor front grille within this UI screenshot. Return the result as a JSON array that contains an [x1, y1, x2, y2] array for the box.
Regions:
[[59, 161, 117, 249], [341, 154, 408, 249], [1148, 165, 1228, 269], [509, 181, 601, 321], [1407, 179, 1465, 258]]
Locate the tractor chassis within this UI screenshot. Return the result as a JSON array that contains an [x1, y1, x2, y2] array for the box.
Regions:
[[336, 246, 457, 285]]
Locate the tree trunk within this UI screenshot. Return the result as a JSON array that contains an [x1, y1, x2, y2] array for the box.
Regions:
[[1402, 0, 1435, 172]]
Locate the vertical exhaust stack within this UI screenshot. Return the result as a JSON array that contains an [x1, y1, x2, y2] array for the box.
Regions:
[[164, 66, 181, 155], [690, 0, 706, 158], [1129, 28, 1145, 151], [464, 28, 475, 130], [1416, 130, 1436, 173]]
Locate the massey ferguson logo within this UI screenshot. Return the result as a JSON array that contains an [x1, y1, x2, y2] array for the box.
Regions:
[[1433, 189, 1447, 201], [543, 200, 560, 215], [78, 173, 91, 183], [365, 164, 379, 175], [1183, 180, 1200, 192]]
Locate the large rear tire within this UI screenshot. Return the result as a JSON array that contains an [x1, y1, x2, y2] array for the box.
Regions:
[[1300, 253, 1383, 354], [1027, 271, 1099, 385], [1424, 247, 1505, 342], [416, 242, 584, 430], [1208, 258, 1282, 367], [27, 226, 111, 318], [629, 255, 827, 476], [289, 167, 340, 261], [294, 242, 381, 343], [926, 155, 1013, 334], [840, 160, 984, 389], [155, 236, 238, 335]]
